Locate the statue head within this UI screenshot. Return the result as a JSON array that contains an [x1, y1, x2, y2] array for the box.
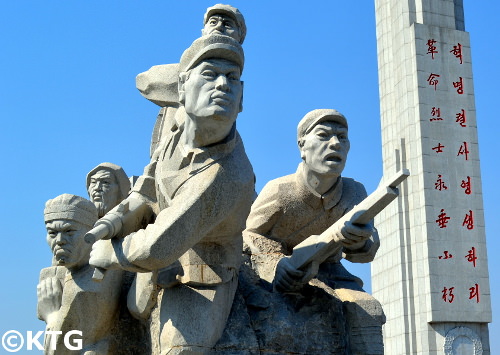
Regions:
[[202, 4, 246, 44], [86, 162, 130, 218], [44, 194, 98, 271], [297, 109, 350, 177], [178, 35, 244, 128]]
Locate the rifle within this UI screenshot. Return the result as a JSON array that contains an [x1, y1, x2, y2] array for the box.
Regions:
[[287, 169, 409, 271]]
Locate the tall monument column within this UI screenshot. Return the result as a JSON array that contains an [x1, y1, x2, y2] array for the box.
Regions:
[[372, 0, 491, 354]]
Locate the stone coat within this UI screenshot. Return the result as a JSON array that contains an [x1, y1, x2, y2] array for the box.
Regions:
[[244, 163, 379, 285], [115, 123, 255, 286], [39, 266, 123, 355]]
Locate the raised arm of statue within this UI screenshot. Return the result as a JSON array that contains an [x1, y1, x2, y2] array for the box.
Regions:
[[37, 267, 64, 327], [91, 141, 254, 273]]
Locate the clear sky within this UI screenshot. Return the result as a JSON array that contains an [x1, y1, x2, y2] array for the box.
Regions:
[[0, 1, 498, 352]]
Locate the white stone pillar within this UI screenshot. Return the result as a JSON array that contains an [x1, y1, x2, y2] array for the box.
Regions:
[[372, 0, 491, 354]]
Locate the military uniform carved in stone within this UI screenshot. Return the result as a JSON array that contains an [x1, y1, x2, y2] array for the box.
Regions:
[[243, 109, 385, 354], [35, 5, 393, 354], [89, 35, 254, 354]]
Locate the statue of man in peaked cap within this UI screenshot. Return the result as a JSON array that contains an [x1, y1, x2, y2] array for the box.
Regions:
[[243, 109, 385, 354], [136, 4, 247, 159], [89, 34, 254, 354]]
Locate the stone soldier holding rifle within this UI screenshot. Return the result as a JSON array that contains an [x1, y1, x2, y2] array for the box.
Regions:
[[244, 109, 385, 354]]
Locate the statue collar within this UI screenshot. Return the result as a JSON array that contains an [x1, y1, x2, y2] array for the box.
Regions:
[[295, 163, 344, 211]]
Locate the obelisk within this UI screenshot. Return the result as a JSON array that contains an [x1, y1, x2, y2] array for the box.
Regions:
[[372, 0, 491, 353]]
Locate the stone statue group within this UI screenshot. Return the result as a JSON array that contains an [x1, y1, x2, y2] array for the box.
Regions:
[[36, 4, 386, 354]]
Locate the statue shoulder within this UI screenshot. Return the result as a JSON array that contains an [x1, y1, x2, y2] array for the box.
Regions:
[[258, 173, 297, 202], [341, 177, 368, 204]]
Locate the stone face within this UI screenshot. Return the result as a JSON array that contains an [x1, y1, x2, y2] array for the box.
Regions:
[[89, 34, 255, 354], [86, 162, 131, 218], [38, 194, 126, 354], [240, 109, 385, 354], [135, 3, 246, 108], [37, 5, 390, 355], [137, 3, 247, 161]]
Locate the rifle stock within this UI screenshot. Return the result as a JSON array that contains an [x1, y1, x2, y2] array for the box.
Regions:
[[288, 169, 409, 271]]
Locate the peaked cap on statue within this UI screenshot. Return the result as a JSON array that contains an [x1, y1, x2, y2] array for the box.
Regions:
[[297, 109, 348, 146], [179, 34, 244, 72], [203, 4, 246, 44]]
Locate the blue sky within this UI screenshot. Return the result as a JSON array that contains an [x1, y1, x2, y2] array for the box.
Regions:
[[0, 1, 498, 352]]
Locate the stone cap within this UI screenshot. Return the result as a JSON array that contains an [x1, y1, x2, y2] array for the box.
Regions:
[[86, 162, 130, 200], [203, 4, 246, 44], [44, 194, 98, 227], [297, 109, 348, 144], [179, 34, 244, 72]]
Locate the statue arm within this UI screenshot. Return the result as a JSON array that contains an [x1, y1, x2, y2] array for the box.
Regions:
[[341, 179, 379, 263], [244, 180, 305, 287], [111, 163, 252, 272], [243, 180, 286, 256], [37, 267, 63, 326]]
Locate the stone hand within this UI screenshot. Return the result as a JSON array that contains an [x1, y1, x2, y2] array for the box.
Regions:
[[89, 239, 118, 270], [339, 221, 373, 248], [273, 257, 319, 293], [37, 276, 62, 325]]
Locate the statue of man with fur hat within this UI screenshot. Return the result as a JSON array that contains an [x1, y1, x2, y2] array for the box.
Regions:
[[37, 194, 123, 354], [86, 162, 130, 218]]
